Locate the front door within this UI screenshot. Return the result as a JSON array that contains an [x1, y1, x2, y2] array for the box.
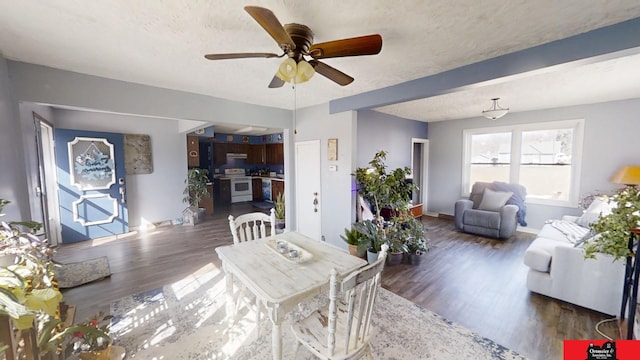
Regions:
[[294, 140, 321, 240], [54, 129, 128, 243]]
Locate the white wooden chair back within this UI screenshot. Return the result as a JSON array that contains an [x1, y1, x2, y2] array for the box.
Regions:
[[291, 244, 388, 359], [228, 208, 276, 244]]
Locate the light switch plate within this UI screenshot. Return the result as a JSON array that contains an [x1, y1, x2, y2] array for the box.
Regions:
[[329, 165, 337, 172]]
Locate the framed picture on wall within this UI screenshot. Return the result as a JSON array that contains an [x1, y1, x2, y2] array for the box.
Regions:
[[328, 138, 338, 161]]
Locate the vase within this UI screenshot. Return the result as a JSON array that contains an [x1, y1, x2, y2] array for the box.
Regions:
[[386, 252, 403, 266], [347, 244, 360, 257], [406, 253, 423, 265], [366, 248, 378, 264], [78, 345, 111, 360]]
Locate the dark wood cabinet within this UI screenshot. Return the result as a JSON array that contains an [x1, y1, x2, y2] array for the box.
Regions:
[[266, 143, 284, 164], [217, 179, 231, 204], [213, 143, 227, 164], [197, 184, 214, 215], [247, 144, 266, 164], [252, 178, 263, 201], [271, 180, 285, 201], [187, 136, 200, 167]]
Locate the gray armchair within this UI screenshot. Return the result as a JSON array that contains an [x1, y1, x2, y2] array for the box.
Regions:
[[454, 182, 522, 239]]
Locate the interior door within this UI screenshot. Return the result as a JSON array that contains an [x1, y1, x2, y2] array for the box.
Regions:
[[54, 129, 128, 243], [295, 140, 321, 240]]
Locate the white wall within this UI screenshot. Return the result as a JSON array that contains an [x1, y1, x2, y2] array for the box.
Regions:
[[53, 109, 186, 227], [295, 103, 355, 249], [428, 98, 640, 230]]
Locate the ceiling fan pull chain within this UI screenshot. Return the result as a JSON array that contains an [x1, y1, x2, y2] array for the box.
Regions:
[[293, 82, 298, 135]]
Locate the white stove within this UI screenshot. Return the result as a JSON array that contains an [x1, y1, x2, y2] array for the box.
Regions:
[[224, 168, 252, 203]]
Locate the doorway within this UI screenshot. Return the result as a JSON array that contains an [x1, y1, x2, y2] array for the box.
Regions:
[[33, 113, 61, 246], [411, 138, 429, 214]]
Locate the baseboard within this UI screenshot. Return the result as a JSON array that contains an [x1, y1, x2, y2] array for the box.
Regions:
[[437, 213, 454, 220], [517, 226, 540, 235]]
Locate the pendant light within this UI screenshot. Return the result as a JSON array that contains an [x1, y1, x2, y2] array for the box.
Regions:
[[482, 98, 509, 120]]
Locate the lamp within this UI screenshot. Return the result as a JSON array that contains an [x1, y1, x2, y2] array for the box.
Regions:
[[276, 58, 315, 84], [610, 166, 640, 186], [482, 98, 509, 120]]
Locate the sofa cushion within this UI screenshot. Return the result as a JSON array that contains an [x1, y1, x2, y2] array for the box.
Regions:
[[463, 209, 501, 228], [478, 188, 513, 211], [576, 197, 614, 227]]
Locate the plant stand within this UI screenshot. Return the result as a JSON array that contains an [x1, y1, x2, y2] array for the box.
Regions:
[[619, 228, 640, 339]]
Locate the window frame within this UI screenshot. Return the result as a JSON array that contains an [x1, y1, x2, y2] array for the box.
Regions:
[[462, 119, 584, 207]]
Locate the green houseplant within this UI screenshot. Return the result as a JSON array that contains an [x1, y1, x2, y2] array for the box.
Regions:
[[353, 150, 418, 263], [274, 192, 285, 229], [584, 186, 640, 260], [340, 227, 364, 257], [183, 168, 211, 208], [0, 198, 65, 358]]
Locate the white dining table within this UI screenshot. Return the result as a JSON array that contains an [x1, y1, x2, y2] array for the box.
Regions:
[[215, 231, 367, 360]]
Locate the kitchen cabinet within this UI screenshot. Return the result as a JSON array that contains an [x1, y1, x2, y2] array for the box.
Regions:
[[252, 178, 263, 201], [216, 179, 231, 204], [247, 144, 266, 164], [271, 179, 285, 201], [213, 143, 227, 164], [197, 184, 214, 215], [266, 143, 284, 164], [187, 136, 200, 167]]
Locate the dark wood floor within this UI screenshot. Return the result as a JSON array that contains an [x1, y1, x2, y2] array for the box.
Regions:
[[55, 204, 617, 360]]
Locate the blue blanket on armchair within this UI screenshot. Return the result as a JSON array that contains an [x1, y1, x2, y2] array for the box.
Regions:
[[491, 181, 527, 226]]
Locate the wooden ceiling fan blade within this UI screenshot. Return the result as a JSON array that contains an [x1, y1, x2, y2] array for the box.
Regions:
[[244, 6, 296, 51], [309, 34, 382, 59], [268, 75, 285, 88], [204, 52, 281, 60], [309, 60, 354, 86]]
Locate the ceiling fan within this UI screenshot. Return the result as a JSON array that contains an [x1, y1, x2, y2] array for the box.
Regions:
[[204, 6, 382, 87]]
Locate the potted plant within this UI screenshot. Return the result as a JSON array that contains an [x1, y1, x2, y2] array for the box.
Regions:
[[584, 186, 640, 260], [353, 220, 387, 263], [1, 198, 65, 358], [274, 192, 285, 230], [402, 216, 432, 265], [353, 150, 417, 263], [340, 227, 364, 257], [53, 312, 113, 360], [182, 168, 211, 223]]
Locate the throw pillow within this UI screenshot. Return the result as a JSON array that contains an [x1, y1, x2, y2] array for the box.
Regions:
[[478, 188, 514, 211], [576, 197, 614, 228]]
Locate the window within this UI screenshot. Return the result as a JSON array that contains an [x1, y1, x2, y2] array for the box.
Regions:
[[463, 119, 584, 206]]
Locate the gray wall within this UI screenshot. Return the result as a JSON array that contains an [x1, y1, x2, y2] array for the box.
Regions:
[[295, 103, 355, 249], [428, 98, 640, 230], [0, 55, 29, 220], [356, 109, 428, 169]]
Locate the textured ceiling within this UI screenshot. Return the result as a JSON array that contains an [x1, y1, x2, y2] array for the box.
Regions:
[[1, 1, 640, 125]]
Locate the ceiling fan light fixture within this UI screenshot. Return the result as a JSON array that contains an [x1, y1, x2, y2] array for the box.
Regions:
[[276, 58, 297, 82], [295, 60, 315, 83], [482, 98, 509, 120]]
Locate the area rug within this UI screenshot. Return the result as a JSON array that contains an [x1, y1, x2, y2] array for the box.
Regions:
[[251, 201, 274, 210], [54, 256, 111, 288], [110, 268, 526, 359]]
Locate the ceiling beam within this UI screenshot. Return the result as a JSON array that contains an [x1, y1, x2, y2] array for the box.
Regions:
[[330, 17, 640, 114]]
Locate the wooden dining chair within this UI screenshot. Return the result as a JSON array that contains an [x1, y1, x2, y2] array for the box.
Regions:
[[226, 208, 276, 333], [228, 208, 276, 244], [291, 244, 389, 360]]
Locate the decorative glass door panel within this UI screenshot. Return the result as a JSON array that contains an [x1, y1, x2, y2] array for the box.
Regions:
[[55, 129, 128, 243]]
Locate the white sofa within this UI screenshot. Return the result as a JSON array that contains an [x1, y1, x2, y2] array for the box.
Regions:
[[523, 215, 625, 315]]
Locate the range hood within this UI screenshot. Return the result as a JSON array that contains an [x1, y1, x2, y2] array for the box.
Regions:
[[226, 153, 248, 159]]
